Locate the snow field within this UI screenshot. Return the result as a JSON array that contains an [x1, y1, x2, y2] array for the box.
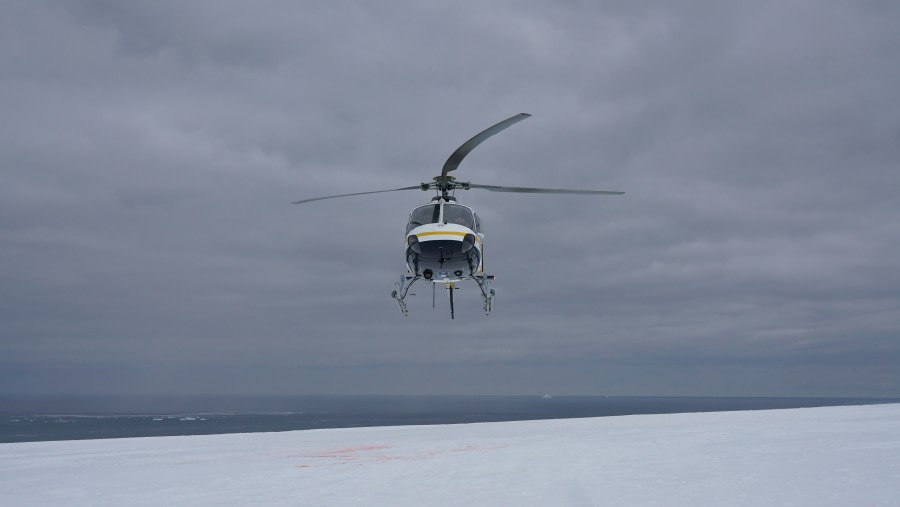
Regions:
[[1, 403, 899, 506]]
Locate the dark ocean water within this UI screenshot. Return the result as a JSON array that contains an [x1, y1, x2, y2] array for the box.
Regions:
[[1, 395, 897, 444]]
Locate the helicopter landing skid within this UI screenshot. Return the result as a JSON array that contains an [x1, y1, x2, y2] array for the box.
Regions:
[[474, 274, 495, 315], [391, 275, 420, 316], [391, 274, 495, 317]]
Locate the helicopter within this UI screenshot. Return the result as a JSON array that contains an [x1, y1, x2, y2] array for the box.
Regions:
[[292, 113, 624, 319]]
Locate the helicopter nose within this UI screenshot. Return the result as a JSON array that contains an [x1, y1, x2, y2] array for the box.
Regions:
[[410, 233, 475, 256], [412, 238, 459, 258]]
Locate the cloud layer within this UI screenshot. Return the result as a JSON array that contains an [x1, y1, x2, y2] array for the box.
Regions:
[[2, 0, 899, 396]]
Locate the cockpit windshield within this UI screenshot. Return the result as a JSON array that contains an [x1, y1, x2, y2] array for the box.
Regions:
[[443, 204, 475, 229], [406, 203, 477, 233], [406, 204, 440, 233]]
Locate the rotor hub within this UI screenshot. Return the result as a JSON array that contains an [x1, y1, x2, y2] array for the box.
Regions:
[[427, 175, 466, 197]]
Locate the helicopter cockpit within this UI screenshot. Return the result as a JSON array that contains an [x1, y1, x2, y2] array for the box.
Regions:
[[442, 203, 476, 229], [406, 201, 480, 234]]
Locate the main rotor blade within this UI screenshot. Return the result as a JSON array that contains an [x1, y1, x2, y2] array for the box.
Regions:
[[291, 185, 422, 205], [441, 113, 532, 178], [466, 183, 625, 195]]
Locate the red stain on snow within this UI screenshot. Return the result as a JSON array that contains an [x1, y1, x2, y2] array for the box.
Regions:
[[324, 445, 394, 455], [289, 442, 508, 469], [286, 445, 394, 458]]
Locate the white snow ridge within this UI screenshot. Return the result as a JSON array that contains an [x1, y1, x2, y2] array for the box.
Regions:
[[2, 404, 899, 506]]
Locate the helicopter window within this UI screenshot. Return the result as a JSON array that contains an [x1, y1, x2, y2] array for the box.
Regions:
[[406, 205, 440, 233], [443, 204, 475, 229], [473, 214, 482, 233]]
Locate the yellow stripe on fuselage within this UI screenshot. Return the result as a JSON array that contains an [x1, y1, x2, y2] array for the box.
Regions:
[[414, 231, 481, 244], [415, 231, 467, 238]]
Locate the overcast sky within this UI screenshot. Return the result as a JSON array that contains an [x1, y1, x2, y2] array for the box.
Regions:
[[2, 0, 899, 397]]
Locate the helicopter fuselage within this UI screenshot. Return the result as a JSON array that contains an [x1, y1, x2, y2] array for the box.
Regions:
[[404, 197, 483, 283]]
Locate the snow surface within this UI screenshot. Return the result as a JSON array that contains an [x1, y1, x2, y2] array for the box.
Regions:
[[2, 404, 899, 506]]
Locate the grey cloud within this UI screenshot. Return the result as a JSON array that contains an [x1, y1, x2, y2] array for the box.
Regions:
[[1, 0, 899, 397]]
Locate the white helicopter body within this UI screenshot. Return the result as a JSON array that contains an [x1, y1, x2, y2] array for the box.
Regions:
[[397, 197, 492, 318], [405, 198, 483, 281]]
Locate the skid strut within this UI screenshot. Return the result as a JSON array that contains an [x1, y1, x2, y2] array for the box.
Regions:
[[391, 275, 420, 316], [474, 275, 495, 315]]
